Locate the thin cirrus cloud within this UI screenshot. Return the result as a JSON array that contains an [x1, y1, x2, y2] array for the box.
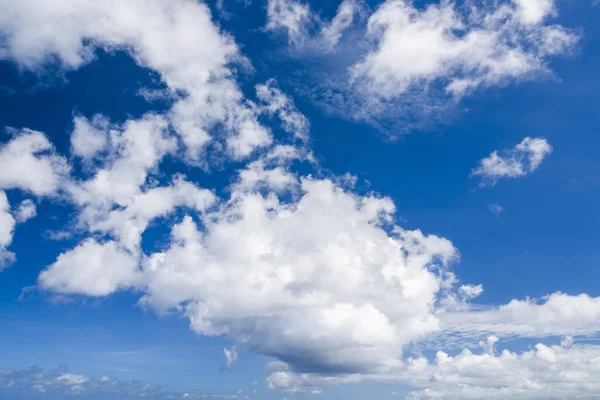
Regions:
[[471, 137, 553, 186], [0, 0, 596, 399]]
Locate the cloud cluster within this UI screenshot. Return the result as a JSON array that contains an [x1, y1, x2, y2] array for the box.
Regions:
[[265, 0, 578, 132], [0, 0, 595, 398], [0, 0, 269, 161], [0, 130, 58, 269], [0, 365, 248, 399], [472, 137, 553, 186], [267, 340, 600, 399], [441, 292, 600, 340], [403, 340, 600, 399]]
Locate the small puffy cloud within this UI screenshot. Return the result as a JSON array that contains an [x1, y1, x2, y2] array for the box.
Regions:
[[222, 346, 239, 371], [513, 0, 556, 24], [0, 0, 271, 162], [70, 114, 109, 160], [472, 137, 553, 186], [0, 1, 595, 398], [351, 0, 576, 98], [268, 336, 600, 398], [15, 199, 37, 223], [0, 129, 69, 196], [441, 292, 600, 340]]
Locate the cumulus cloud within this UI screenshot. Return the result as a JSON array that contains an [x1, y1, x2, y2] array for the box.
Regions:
[[266, 0, 365, 51], [267, 336, 600, 397], [403, 340, 600, 399], [38, 239, 139, 296], [0, 129, 69, 196], [137, 177, 457, 376], [64, 113, 216, 253], [70, 114, 110, 160], [472, 137, 553, 186], [0, 1, 595, 399], [15, 199, 37, 223]]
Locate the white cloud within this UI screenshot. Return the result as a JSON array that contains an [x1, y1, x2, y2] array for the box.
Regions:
[[441, 292, 600, 340], [472, 137, 553, 186], [513, 0, 556, 24], [15, 199, 37, 223], [267, 0, 577, 132], [265, 0, 312, 44], [256, 80, 310, 142], [56, 373, 90, 386], [0, 191, 16, 271], [403, 341, 600, 399], [0, 1, 595, 398], [22, 122, 600, 396], [459, 284, 483, 300], [0, 0, 270, 161], [351, 0, 576, 99], [135, 176, 457, 377], [38, 239, 139, 296], [0, 129, 69, 196], [320, 0, 363, 50], [223, 346, 239, 371], [0, 191, 15, 249]]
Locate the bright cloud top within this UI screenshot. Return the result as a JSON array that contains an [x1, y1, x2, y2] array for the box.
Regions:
[[471, 137, 553, 186]]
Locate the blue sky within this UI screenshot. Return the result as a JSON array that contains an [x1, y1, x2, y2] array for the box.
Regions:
[[0, 0, 600, 399]]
